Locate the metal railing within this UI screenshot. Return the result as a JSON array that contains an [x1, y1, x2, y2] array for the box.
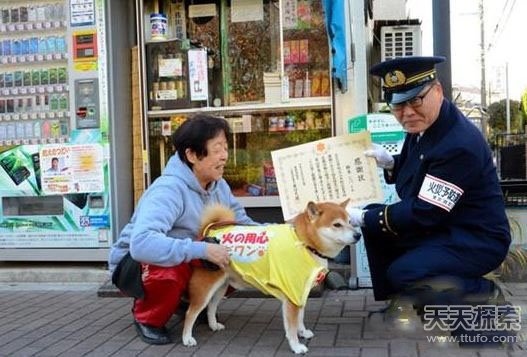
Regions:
[[493, 133, 527, 207], [493, 133, 527, 182]]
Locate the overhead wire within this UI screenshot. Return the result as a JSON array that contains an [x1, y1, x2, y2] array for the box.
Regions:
[[487, 0, 516, 52]]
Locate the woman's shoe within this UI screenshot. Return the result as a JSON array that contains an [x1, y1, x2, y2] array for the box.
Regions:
[[134, 320, 171, 345]]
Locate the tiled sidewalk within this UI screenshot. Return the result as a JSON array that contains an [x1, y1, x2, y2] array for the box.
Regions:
[[0, 284, 525, 356]]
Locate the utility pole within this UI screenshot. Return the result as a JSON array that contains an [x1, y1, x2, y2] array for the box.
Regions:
[[432, 0, 452, 100], [506, 62, 510, 133], [479, 0, 488, 135]]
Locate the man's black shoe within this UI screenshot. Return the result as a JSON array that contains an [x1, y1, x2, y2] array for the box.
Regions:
[[465, 281, 510, 306], [134, 320, 171, 345]]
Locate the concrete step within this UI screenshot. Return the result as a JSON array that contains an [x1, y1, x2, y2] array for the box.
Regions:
[[98, 262, 353, 298], [0, 262, 109, 284], [97, 278, 324, 298]]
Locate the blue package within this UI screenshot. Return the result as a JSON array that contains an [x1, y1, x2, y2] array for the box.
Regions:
[[12, 40, 20, 56], [3, 40, 11, 56], [56, 37, 66, 53], [38, 38, 47, 55], [21, 39, 29, 55], [46, 36, 56, 54], [30, 38, 38, 54]]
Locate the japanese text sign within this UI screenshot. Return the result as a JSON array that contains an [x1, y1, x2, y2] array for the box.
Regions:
[[271, 131, 383, 220]]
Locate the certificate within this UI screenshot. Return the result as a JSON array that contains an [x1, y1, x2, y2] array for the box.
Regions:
[[271, 131, 383, 220]]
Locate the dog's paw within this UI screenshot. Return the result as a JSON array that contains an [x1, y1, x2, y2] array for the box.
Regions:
[[209, 322, 225, 331], [182, 335, 197, 347], [291, 343, 308, 354], [299, 329, 314, 339]]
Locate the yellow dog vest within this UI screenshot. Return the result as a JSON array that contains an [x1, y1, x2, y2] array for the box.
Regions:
[[206, 224, 327, 307]]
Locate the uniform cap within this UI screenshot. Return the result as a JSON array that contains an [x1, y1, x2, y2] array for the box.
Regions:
[[369, 56, 446, 104]]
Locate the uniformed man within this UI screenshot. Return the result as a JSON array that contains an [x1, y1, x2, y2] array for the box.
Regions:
[[347, 56, 511, 313]]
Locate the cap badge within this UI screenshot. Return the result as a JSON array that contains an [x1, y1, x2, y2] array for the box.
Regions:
[[384, 70, 406, 88]]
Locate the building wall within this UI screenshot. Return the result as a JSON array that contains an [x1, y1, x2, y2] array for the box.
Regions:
[[373, 0, 407, 20]]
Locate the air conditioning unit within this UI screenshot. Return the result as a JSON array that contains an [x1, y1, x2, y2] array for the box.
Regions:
[[377, 24, 422, 104], [381, 25, 422, 61]]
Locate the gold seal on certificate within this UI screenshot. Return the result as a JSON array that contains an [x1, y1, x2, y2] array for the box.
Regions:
[[271, 131, 383, 221]]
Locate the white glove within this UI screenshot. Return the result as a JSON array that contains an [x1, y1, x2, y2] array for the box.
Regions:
[[364, 143, 394, 170], [346, 206, 365, 227]]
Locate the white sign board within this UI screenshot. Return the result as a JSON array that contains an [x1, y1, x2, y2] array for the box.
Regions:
[[271, 131, 383, 221], [188, 49, 208, 101]]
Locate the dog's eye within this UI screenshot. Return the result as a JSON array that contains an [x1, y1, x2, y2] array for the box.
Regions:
[[333, 222, 342, 228]]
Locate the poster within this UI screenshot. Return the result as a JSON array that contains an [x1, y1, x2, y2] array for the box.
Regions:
[[188, 49, 208, 101], [271, 131, 383, 221], [40, 143, 104, 195]]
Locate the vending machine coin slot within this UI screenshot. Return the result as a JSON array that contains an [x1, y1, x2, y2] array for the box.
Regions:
[[74, 79, 99, 129]]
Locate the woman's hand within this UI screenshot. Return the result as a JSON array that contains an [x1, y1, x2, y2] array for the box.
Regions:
[[205, 243, 230, 269]]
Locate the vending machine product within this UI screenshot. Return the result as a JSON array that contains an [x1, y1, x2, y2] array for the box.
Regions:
[[0, 1, 133, 260]]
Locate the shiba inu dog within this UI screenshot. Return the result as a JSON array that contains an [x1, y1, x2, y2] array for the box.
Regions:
[[182, 200, 360, 354]]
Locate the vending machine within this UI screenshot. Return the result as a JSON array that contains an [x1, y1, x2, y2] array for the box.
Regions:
[[0, 1, 134, 261]]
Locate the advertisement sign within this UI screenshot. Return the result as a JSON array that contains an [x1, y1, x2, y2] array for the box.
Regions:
[[0, 142, 110, 249], [40, 144, 104, 194]]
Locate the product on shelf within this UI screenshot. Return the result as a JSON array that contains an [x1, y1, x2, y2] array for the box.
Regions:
[[141, 0, 333, 199], [0, 2, 69, 145]]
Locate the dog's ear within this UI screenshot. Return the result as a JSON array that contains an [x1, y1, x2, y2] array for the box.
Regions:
[[340, 198, 351, 208], [306, 201, 320, 220]]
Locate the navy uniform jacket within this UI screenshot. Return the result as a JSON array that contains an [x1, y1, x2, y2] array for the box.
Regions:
[[364, 100, 511, 254]]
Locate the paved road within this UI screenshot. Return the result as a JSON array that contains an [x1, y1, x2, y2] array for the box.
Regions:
[[0, 284, 526, 356]]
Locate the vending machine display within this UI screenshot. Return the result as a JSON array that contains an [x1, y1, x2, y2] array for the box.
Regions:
[[0, 0, 115, 258]]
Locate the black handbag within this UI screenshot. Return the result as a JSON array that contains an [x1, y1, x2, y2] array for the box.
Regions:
[[111, 252, 145, 299]]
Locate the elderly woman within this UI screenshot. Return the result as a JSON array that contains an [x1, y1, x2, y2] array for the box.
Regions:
[[109, 114, 256, 345]]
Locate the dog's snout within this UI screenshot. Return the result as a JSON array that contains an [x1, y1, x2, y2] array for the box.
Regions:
[[353, 232, 362, 241]]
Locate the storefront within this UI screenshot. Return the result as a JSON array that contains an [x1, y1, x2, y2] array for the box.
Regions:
[[0, 0, 369, 263], [136, 0, 367, 220]]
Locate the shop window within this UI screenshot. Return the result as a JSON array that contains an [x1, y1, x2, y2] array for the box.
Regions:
[[141, 0, 333, 202]]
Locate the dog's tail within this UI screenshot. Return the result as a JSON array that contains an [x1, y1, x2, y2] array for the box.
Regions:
[[200, 204, 236, 237]]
